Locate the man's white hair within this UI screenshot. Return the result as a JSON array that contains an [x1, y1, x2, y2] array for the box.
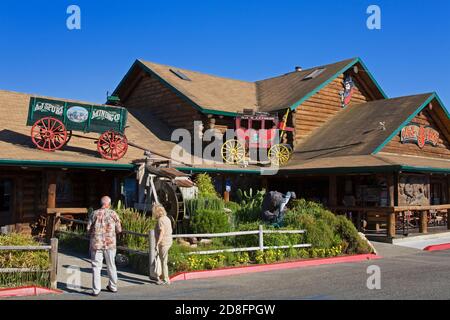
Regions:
[[101, 196, 111, 206]]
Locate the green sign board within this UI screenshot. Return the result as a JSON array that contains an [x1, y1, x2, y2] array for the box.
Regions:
[[27, 97, 128, 134]]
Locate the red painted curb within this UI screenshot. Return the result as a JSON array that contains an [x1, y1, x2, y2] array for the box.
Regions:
[[424, 243, 450, 252], [170, 254, 381, 282], [0, 286, 62, 298]]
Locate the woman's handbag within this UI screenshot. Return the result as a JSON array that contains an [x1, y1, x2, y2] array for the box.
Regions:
[[154, 249, 162, 277]]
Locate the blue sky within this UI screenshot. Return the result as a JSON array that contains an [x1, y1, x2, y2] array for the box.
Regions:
[[1, 0, 449, 110]]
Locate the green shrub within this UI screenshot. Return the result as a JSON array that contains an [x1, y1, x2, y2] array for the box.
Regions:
[[116, 207, 156, 250], [195, 174, 219, 198], [285, 199, 373, 254], [224, 201, 241, 212], [233, 189, 266, 224], [0, 233, 51, 288], [335, 215, 371, 254], [186, 197, 225, 217], [190, 209, 231, 234]]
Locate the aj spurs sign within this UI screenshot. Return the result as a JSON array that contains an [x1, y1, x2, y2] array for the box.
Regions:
[[401, 124, 439, 149]]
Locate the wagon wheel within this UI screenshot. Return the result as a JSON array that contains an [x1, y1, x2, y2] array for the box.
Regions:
[[221, 139, 245, 164], [97, 130, 128, 160], [268, 144, 292, 166], [64, 130, 73, 146], [31, 117, 68, 151]]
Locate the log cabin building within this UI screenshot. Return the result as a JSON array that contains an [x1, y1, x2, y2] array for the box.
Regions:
[[113, 57, 450, 239], [0, 57, 449, 240]]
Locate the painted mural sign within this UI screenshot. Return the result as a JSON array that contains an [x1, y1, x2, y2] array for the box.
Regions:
[[400, 124, 439, 149], [34, 101, 64, 116], [91, 109, 121, 123], [67, 106, 89, 123]]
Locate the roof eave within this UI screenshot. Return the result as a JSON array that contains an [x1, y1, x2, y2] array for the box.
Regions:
[[0, 159, 136, 171]]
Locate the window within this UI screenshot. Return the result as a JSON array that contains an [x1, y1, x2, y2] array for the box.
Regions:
[[169, 69, 191, 81], [431, 183, 442, 205], [303, 68, 326, 80]]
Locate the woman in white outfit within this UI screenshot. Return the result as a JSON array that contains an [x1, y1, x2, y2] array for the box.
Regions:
[[153, 204, 173, 285]]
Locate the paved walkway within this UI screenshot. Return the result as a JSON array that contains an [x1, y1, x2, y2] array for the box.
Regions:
[[13, 245, 450, 300], [393, 235, 450, 250], [57, 249, 152, 296]]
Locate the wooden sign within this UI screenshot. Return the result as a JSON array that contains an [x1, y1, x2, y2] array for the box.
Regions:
[[401, 124, 439, 148]]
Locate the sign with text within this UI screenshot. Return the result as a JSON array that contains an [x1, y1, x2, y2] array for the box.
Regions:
[[400, 124, 439, 149]]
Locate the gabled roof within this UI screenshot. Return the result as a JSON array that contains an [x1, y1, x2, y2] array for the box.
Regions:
[[291, 93, 440, 161], [0, 89, 176, 169], [114, 57, 386, 115], [256, 58, 386, 112]]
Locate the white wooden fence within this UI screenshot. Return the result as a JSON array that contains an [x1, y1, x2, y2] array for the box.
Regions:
[[54, 216, 310, 279]]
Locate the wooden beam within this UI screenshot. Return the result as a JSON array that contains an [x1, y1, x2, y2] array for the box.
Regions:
[[46, 208, 88, 215]]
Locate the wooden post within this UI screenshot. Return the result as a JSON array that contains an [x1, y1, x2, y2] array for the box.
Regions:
[[47, 173, 57, 209], [387, 212, 396, 239], [51, 212, 61, 238], [148, 229, 156, 280], [387, 174, 395, 207], [258, 225, 264, 251], [419, 211, 428, 234], [329, 175, 337, 207], [50, 238, 58, 289], [46, 172, 57, 239]]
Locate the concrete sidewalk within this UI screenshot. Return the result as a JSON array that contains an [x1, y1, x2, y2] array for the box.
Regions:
[[393, 234, 450, 250], [57, 249, 152, 295]]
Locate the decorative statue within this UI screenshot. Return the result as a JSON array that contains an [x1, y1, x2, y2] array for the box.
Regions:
[[261, 191, 297, 225], [340, 75, 355, 108]]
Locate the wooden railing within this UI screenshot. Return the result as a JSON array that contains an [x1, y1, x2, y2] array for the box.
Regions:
[[329, 205, 450, 238], [0, 238, 59, 289]]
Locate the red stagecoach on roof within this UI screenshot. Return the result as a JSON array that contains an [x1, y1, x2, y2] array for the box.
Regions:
[[221, 109, 294, 166]]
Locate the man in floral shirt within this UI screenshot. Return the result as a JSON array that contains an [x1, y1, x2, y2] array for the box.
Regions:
[[87, 196, 122, 296]]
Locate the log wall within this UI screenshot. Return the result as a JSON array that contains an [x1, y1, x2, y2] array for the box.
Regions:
[[124, 73, 203, 131], [293, 74, 370, 147]]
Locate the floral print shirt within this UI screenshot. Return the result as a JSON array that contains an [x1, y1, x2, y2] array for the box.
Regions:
[[87, 208, 122, 250]]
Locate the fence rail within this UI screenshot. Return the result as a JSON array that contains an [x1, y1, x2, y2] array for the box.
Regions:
[[54, 215, 310, 279], [0, 238, 58, 289]]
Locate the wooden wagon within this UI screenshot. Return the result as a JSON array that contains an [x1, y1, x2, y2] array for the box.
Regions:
[[26, 97, 129, 160]]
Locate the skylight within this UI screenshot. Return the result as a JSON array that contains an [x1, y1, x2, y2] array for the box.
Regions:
[[170, 69, 191, 81], [303, 68, 326, 80]]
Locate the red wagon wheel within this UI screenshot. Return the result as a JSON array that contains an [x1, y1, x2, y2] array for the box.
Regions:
[[97, 130, 128, 160], [31, 117, 68, 151]]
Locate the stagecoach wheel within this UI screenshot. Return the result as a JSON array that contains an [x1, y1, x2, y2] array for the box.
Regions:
[[31, 117, 68, 152], [221, 139, 245, 164], [97, 130, 128, 161], [268, 144, 291, 166]]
